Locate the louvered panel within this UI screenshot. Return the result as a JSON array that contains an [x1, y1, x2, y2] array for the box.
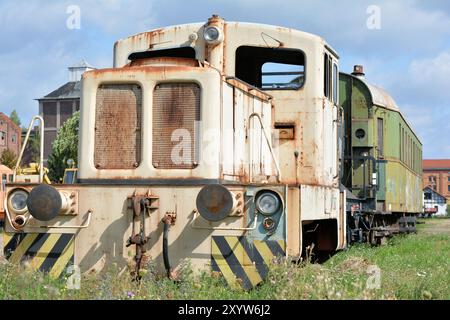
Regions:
[[94, 84, 142, 169], [153, 83, 200, 169]]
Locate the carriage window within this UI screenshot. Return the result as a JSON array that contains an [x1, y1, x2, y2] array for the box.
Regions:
[[235, 46, 305, 90], [377, 118, 384, 157]]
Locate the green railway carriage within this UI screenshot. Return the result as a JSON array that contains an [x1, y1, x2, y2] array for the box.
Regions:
[[339, 66, 422, 244]]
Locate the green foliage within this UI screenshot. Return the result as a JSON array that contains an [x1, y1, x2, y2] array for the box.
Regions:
[[0, 149, 17, 169], [446, 204, 450, 217], [9, 109, 21, 127], [47, 111, 79, 182]]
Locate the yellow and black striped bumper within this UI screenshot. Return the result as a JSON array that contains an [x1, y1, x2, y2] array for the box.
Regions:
[[3, 232, 74, 278], [211, 236, 285, 290]]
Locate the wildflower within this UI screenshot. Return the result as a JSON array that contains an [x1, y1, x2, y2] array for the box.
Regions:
[[127, 291, 135, 298]]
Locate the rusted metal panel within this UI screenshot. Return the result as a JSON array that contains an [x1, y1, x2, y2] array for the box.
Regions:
[[94, 84, 142, 169], [152, 83, 200, 169]]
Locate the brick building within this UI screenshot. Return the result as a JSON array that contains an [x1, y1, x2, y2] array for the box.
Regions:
[[0, 112, 22, 158], [422, 159, 450, 201], [37, 60, 95, 162]]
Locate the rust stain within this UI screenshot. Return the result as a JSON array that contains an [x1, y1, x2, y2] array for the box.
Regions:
[[225, 78, 272, 102]]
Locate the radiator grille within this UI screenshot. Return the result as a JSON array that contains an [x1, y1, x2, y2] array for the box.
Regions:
[[94, 84, 142, 169], [153, 83, 200, 169]]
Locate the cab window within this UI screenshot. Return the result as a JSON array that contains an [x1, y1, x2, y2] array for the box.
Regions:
[[236, 46, 305, 90]]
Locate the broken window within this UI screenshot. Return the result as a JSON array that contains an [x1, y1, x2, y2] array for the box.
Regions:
[[235, 46, 305, 90]]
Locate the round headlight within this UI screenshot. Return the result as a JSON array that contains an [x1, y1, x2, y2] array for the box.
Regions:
[[9, 189, 28, 213], [255, 191, 281, 216], [203, 26, 223, 44], [196, 184, 233, 222]]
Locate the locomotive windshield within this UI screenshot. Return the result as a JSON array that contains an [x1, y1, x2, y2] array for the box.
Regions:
[[235, 46, 305, 90]]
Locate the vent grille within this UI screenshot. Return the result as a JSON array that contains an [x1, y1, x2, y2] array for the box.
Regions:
[[153, 83, 200, 169], [94, 84, 142, 169]]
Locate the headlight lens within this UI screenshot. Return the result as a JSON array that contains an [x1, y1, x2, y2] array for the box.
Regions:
[[256, 191, 281, 215], [9, 190, 28, 212], [203, 26, 221, 43]]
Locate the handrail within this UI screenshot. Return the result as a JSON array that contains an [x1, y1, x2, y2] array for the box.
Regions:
[[248, 112, 281, 183], [14, 115, 45, 183]]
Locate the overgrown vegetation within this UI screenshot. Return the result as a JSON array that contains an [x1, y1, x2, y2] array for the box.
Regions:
[[47, 111, 79, 182], [0, 149, 17, 169], [0, 219, 449, 300]]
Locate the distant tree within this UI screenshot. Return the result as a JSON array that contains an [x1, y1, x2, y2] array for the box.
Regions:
[[446, 203, 450, 217], [0, 149, 17, 169], [9, 109, 21, 127], [47, 111, 79, 182], [22, 131, 41, 165]]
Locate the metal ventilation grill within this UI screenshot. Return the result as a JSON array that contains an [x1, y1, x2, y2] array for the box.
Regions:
[[153, 83, 200, 169], [94, 84, 142, 169]]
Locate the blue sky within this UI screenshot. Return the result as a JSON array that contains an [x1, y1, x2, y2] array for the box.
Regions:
[[0, 0, 449, 158]]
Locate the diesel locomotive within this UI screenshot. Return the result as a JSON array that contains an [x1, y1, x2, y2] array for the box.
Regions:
[[2, 16, 422, 290]]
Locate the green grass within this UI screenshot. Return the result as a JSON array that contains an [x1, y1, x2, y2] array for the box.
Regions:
[[0, 219, 449, 300]]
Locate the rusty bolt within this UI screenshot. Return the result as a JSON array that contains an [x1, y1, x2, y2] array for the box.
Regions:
[[237, 209, 242, 214], [70, 192, 76, 198], [237, 201, 242, 206], [235, 193, 241, 200], [70, 209, 75, 214], [95, 164, 101, 169], [189, 33, 198, 42], [134, 162, 139, 168]]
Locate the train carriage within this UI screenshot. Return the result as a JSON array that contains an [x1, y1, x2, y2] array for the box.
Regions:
[[340, 66, 423, 245]]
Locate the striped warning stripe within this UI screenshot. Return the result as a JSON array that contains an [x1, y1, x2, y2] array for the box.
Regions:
[[2, 232, 74, 278], [211, 236, 286, 290]]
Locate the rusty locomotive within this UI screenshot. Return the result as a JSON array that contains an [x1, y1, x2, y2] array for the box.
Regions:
[[2, 16, 422, 290]]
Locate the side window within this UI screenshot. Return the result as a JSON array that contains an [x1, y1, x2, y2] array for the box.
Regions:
[[12, 134, 16, 143], [324, 53, 334, 101], [333, 63, 338, 103], [235, 46, 305, 90], [9, 174, 13, 182], [324, 54, 330, 98]]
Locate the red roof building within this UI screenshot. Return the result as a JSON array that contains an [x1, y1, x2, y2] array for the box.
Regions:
[[0, 112, 22, 158], [422, 159, 450, 201]]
